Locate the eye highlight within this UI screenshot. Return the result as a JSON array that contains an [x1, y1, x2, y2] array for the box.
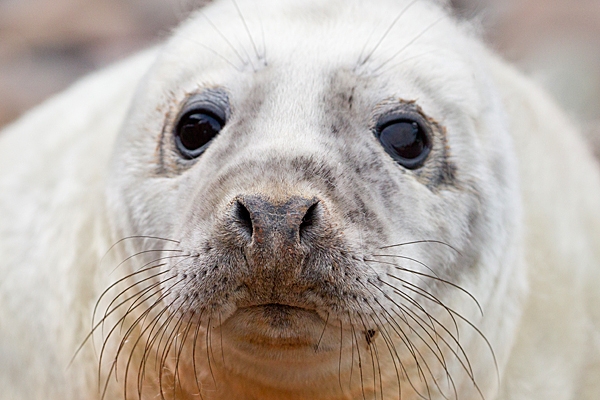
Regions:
[[175, 110, 224, 159], [375, 116, 431, 169]]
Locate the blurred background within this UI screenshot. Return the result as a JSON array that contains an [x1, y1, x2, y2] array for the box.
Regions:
[[0, 0, 599, 156]]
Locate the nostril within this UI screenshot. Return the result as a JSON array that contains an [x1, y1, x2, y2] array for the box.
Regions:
[[234, 200, 253, 239], [299, 201, 319, 238]]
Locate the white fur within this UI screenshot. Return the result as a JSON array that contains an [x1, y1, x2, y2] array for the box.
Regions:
[[0, 0, 599, 399]]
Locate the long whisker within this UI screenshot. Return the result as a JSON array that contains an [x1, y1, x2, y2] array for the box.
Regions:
[[231, 0, 261, 69], [380, 277, 469, 375], [379, 240, 460, 255], [93, 254, 190, 333], [349, 312, 367, 400], [361, 260, 462, 398], [136, 300, 182, 400], [374, 49, 437, 76], [316, 312, 330, 352], [70, 268, 169, 367], [100, 235, 181, 266], [356, 312, 378, 400], [124, 298, 180, 400], [372, 254, 441, 278], [372, 282, 459, 400], [157, 297, 193, 400], [98, 277, 182, 396], [378, 270, 461, 339], [99, 285, 177, 400], [358, 0, 421, 66], [338, 317, 344, 392], [192, 310, 207, 399], [110, 249, 184, 274], [359, 282, 433, 400], [379, 277, 488, 399], [199, 10, 248, 66], [366, 312, 402, 400], [176, 36, 245, 71], [404, 283, 499, 388], [174, 310, 197, 392], [366, 258, 483, 316], [372, 16, 444, 73]]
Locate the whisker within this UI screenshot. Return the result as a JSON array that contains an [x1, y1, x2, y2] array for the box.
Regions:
[[176, 36, 244, 71], [360, 262, 456, 397], [358, 0, 421, 66], [118, 280, 188, 376], [219, 312, 226, 367], [360, 285, 433, 399], [231, 0, 261, 69], [372, 281, 448, 369], [110, 249, 184, 274], [367, 313, 402, 400], [379, 278, 488, 399], [379, 240, 460, 255], [99, 288, 175, 400], [173, 308, 197, 394], [70, 268, 169, 367], [124, 300, 179, 400], [372, 254, 441, 278], [199, 10, 248, 66], [316, 312, 330, 352], [379, 277, 470, 376], [100, 235, 181, 266], [157, 299, 192, 400], [374, 49, 437, 76], [372, 16, 445, 73], [373, 282, 459, 400], [136, 301, 180, 400], [205, 314, 217, 388], [356, 312, 378, 400], [192, 310, 206, 398], [97, 267, 169, 331], [405, 284, 499, 389], [366, 258, 483, 316], [378, 271, 460, 339], [349, 312, 367, 400], [113, 256, 194, 336], [338, 317, 344, 393], [359, 309, 384, 400], [99, 277, 182, 394]]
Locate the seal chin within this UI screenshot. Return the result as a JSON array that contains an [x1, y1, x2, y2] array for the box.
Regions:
[[222, 304, 326, 350]]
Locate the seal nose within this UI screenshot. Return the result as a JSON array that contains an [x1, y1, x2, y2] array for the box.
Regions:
[[233, 195, 320, 249]]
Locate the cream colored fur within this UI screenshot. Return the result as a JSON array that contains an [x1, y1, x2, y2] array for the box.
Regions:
[[0, 0, 599, 399]]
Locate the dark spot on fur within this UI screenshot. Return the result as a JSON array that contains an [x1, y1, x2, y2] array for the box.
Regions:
[[365, 329, 378, 345]]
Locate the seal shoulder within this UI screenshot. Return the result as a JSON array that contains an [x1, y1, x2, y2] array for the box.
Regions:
[[487, 52, 600, 398], [0, 47, 157, 399]]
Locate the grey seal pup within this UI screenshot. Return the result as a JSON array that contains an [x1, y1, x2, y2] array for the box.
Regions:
[[1, 0, 600, 399]]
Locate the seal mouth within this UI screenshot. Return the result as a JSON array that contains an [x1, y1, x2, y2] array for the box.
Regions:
[[240, 303, 319, 329], [248, 303, 311, 320], [222, 303, 325, 348]]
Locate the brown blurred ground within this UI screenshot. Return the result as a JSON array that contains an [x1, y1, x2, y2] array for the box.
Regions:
[[1, 0, 600, 155], [0, 0, 195, 127], [454, 0, 600, 158]]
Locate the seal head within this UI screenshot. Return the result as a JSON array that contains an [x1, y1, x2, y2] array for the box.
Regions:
[[104, 0, 523, 398]]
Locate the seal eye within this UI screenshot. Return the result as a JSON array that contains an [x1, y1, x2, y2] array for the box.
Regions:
[[175, 110, 224, 159], [376, 119, 431, 169]]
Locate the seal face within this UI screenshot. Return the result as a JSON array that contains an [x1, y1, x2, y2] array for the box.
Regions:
[[3, 0, 600, 398], [98, 0, 524, 398]]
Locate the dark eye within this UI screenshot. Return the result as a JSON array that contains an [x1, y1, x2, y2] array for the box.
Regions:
[[175, 110, 224, 159], [376, 118, 431, 169]]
